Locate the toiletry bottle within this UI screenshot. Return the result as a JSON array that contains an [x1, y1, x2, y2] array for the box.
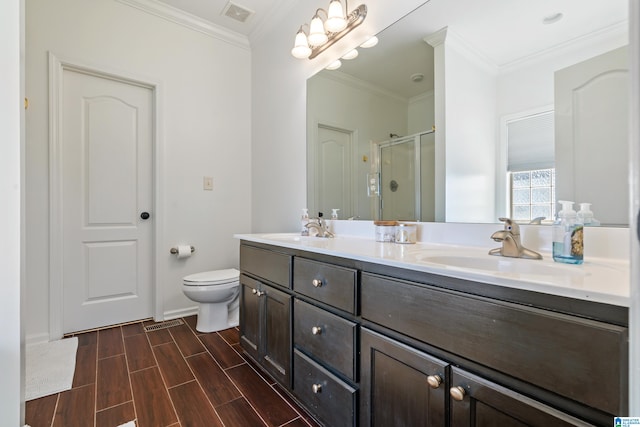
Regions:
[[552, 200, 583, 264], [577, 203, 600, 226], [331, 209, 340, 220], [301, 208, 309, 236]]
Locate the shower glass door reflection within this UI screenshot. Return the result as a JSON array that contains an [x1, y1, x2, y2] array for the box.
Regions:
[[379, 137, 418, 221], [378, 131, 435, 221]]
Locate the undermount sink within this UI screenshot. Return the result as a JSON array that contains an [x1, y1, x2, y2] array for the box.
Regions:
[[419, 255, 588, 277]]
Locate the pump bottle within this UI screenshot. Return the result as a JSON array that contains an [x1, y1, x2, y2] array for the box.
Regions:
[[301, 208, 309, 236], [552, 201, 583, 264]]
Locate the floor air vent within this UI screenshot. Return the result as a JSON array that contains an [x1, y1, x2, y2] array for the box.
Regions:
[[144, 318, 184, 332]]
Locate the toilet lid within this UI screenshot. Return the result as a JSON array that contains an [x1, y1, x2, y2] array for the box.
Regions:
[[183, 268, 239, 285]]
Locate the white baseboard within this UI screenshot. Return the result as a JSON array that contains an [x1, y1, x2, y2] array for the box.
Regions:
[[163, 306, 198, 321], [25, 332, 51, 346]]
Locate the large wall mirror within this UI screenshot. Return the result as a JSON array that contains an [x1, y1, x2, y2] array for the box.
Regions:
[[307, 0, 629, 226]]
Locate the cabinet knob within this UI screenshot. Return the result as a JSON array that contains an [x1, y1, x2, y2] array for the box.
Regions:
[[251, 288, 257, 295], [427, 375, 442, 389], [311, 326, 322, 335], [450, 386, 466, 401], [312, 278, 323, 288], [312, 383, 322, 394], [255, 290, 265, 297]]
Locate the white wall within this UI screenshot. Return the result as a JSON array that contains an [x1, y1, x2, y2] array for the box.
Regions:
[[250, 0, 431, 232], [630, 0, 640, 413], [26, 0, 252, 341], [408, 90, 435, 135], [496, 24, 627, 120], [1, 0, 25, 424], [440, 30, 498, 223]]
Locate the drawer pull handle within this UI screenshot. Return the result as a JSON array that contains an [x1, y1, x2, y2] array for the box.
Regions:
[[311, 326, 322, 335], [312, 279, 323, 288], [255, 290, 265, 297], [450, 386, 466, 401], [312, 384, 322, 394], [427, 375, 442, 389]]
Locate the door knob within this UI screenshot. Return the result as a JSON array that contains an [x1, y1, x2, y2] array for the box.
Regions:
[[140, 212, 150, 220]]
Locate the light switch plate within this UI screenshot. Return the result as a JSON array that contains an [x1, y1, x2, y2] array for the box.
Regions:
[[203, 176, 213, 190]]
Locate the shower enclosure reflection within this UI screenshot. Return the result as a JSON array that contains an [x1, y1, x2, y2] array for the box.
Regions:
[[377, 131, 435, 221]]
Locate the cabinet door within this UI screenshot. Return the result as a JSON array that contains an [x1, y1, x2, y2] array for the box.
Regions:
[[239, 274, 260, 362], [360, 328, 447, 427], [262, 283, 292, 387], [449, 367, 595, 427]]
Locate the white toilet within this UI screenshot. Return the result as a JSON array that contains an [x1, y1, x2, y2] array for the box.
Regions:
[[182, 268, 240, 333]]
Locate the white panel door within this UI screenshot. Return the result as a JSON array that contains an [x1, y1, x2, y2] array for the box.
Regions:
[[61, 68, 153, 333], [555, 46, 628, 225], [316, 125, 353, 218]]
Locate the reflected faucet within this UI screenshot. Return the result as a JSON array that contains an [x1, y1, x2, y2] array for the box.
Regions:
[[489, 218, 542, 259], [305, 213, 334, 238], [529, 216, 545, 224]]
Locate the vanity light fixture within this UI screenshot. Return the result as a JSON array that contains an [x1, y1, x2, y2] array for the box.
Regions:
[[291, 1, 367, 60], [325, 59, 342, 70], [342, 49, 359, 60], [360, 36, 378, 48]]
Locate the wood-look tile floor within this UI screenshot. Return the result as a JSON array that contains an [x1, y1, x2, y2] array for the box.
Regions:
[[25, 316, 320, 427]]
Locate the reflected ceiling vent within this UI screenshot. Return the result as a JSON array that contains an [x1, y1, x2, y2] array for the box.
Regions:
[[222, 1, 254, 23]]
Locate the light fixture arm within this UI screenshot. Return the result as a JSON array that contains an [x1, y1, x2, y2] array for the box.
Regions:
[[308, 4, 367, 59]]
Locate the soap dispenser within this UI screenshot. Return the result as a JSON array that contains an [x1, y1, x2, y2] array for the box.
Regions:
[[577, 203, 600, 226], [301, 208, 309, 236], [552, 200, 583, 264]]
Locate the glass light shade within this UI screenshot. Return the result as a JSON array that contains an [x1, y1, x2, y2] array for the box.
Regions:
[[342, 49, 358, 60], [360, 36, 378, 48], [291, 30, 311, 59], [325, 59, 342, 70], [325, 0, 347, 33], [308, 15, 328, 46]]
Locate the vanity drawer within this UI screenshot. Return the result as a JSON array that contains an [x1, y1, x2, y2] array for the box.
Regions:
[[293, 257, 357, 313], [294, 299, 357, 381], [240, 244, 291, 288], [361, 273, 628, 416], [293, 349, 357, 427]]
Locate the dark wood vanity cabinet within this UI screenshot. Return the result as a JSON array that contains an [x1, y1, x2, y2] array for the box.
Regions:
[[239, 274, 292, 387], [239, 242, 629, 427], [239, 245, 293, 387], [360, 272, 628, 426], [360, 328, 447, 427], [449, 367, 594, 426], [292, 257, 359, 426]]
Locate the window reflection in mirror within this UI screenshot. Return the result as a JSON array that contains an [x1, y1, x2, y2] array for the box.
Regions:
[[306, 0, 629, 226]]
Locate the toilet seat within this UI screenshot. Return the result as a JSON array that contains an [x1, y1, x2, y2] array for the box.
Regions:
[[183, 268, 239, 286]]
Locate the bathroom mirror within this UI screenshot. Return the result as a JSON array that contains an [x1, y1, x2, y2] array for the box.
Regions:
[[306, 0, 629, 225]]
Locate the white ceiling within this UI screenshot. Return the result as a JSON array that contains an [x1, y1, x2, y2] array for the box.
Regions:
[[337, 0, 628, 99]]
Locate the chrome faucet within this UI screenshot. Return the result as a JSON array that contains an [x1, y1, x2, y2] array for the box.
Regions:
[[305, 213, 334, 238], [489, 218, 542, 259]]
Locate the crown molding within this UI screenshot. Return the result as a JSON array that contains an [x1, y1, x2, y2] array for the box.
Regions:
[[319, 69, 409, 105], [115, 0, 250, 50]]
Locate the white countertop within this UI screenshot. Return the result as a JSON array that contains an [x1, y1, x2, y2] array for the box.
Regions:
[[235, 232, 630, 307]]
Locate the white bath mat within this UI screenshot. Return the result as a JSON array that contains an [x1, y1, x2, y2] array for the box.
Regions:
[[25, 337, 78, 401], [117, 422, 136, 427]]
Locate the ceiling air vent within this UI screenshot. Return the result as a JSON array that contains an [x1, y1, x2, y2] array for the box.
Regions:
[[222, 1, 254, 23]]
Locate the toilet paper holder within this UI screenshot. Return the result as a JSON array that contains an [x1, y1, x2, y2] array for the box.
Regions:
[[170, 245, 195, 255]]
